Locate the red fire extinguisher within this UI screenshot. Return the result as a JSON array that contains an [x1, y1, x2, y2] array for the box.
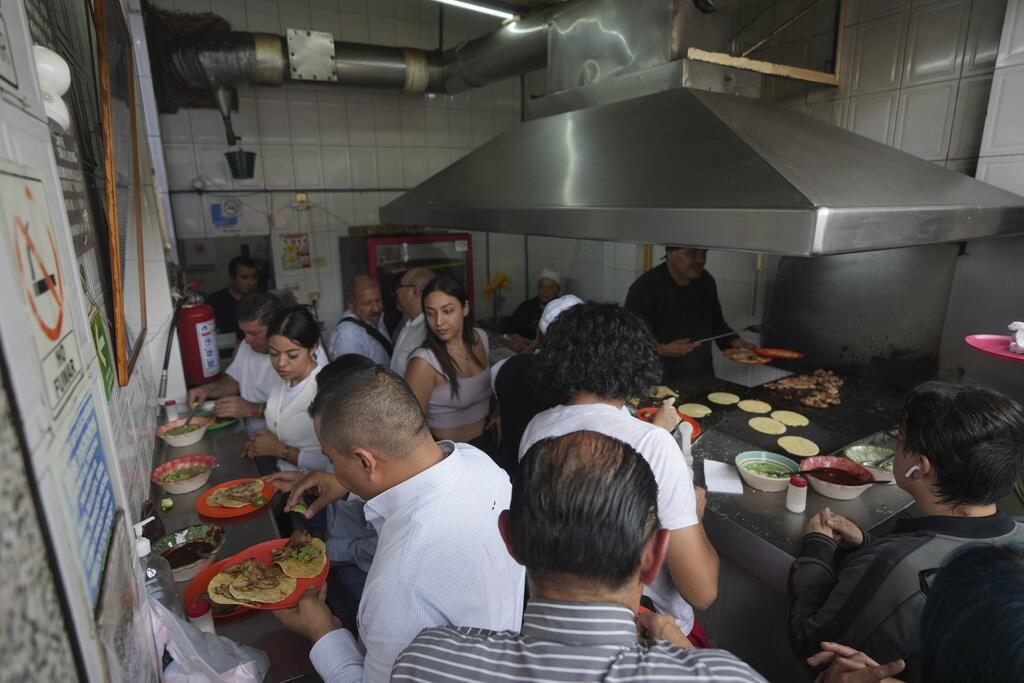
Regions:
[[177, 293, 221, 387]]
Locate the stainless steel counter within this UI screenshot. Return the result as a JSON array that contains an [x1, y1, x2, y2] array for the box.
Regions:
[[696, 429, 913, 594], [152, 422, 317, 683], [679, 375, 915, 594]]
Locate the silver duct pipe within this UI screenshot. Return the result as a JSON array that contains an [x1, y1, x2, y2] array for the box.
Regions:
[[170, 7, 557, 97], [439, 8, 554, 92], [170, 32, 286, 89], [332, 42, 444, 91]]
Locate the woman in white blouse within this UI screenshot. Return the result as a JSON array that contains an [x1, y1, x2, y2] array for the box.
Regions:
[[244, 306, 331, 473]]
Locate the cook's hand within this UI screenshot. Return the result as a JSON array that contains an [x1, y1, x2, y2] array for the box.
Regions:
[[186, 385, 212, 409], [286, 471, 348, 518], [802, 510, 836, 539], [246, 430, 285, 459], [728, 337, 756, 351], [652, 397, 681, 432], [214, 396, 260, 418], [694, 485, 707, 522], [659, 339, 701, 357], [273, 586, 341, 643], [636, 612, 693, 649], [809, 642, 905, 683], [263, 470, 304, 493], [822, 508, 865, 549]]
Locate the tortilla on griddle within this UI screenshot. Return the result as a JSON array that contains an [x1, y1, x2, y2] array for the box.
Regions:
[[209, 479, 263, 508], [273, 536, 327, 579]]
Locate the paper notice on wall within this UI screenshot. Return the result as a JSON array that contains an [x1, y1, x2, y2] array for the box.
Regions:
[[55, 392, 117, 606], [0, 161, 84, 419], [281, 232, 311, 270]]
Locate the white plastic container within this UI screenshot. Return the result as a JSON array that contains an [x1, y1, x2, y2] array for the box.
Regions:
[[785, 475, 808, 514]]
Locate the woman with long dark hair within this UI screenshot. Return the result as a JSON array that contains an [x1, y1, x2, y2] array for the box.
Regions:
[[244, 306, 330, 472], [405, 276, 494, 448]]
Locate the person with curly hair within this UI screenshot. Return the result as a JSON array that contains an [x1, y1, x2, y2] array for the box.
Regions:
[[519, 302, 720, 641]]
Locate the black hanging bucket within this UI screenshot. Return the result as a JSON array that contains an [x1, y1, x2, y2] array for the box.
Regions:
[[224, 149, 257, 179]]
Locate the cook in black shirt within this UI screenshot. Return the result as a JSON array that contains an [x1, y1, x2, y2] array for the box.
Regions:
[[205, 255, 259, 338], [625, 247, 753, 381], [503, 267, 562, 340]]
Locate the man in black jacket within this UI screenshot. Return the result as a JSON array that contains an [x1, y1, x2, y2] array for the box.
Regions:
[[788, 381, 1024, 680]]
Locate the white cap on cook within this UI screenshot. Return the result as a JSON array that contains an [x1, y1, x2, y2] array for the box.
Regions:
[[538, 267, 562, 287], [539, 294, 584, 335]]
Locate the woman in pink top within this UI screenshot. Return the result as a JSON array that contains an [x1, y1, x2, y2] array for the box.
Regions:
[[405, 276, 495, 451]]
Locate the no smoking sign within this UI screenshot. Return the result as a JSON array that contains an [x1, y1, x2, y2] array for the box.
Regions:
[[1, 163, 83, 417]]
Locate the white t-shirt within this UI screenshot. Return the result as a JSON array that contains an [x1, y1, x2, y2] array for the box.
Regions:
[[225, 340, 278, 434], [226, 341, 327, 435], [519, 402, 700, 633]]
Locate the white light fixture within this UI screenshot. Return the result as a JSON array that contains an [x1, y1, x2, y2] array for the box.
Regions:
[[431, 0, 516, 21]]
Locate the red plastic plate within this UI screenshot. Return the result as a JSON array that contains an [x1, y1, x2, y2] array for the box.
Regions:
[[634, 407, 702, 442], [965, 334, 1024, 363], [195, 538, 330, 611], [196, 478, 274, 519]]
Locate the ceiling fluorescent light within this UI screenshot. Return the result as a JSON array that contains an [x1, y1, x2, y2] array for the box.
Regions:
[[432, 0, 516, 21]]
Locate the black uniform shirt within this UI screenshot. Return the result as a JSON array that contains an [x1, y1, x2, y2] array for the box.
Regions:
[[625, 263, 735, 380], [503, 296, 545, 339], [205, 288, 241, 337]]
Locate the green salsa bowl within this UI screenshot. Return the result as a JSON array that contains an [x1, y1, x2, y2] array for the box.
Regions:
[[734, 451, 801, 492]]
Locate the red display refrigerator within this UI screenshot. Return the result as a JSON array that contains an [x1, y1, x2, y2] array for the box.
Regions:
[[339, 233, 474, 334]]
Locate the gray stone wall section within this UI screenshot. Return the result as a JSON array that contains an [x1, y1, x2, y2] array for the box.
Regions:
[[0, 359, 79, 683]]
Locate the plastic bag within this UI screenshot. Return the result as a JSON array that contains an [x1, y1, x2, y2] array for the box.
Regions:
[[148, 597, 270, 683]]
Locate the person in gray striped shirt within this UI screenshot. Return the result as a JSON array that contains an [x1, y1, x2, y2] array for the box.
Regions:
[[392, 430, 766, 683]]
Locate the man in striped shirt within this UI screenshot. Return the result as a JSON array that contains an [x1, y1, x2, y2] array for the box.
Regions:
[[392, 430, 766, 682]]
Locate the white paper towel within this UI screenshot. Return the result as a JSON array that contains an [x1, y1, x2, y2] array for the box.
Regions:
[[704, 460, 744, 494], [1010, 322, 1024, 354]]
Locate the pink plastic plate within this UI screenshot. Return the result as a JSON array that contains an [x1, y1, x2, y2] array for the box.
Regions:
[[964, 335, 1024, 363]]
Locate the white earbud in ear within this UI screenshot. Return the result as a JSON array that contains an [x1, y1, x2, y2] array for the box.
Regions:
[[904, 464, 922, 478]]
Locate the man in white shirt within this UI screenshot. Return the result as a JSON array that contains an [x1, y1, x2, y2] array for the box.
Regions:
[[389, 267, 434, 377], [273, 365, 525, 683], [328, 276, 391, 365], [519, 302, 719, 637], [188, 292, 284, 435]]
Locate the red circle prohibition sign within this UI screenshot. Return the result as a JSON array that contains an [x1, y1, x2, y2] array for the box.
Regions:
[[13, 211, 64, 341]]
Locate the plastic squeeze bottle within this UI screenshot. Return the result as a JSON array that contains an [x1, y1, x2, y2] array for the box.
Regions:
[[134, 516, 185, 618], [785, 475, 808, 514]]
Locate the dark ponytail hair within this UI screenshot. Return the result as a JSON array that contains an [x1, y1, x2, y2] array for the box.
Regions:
[[268, 306, 324, 352], [421, 276, 479, 397]]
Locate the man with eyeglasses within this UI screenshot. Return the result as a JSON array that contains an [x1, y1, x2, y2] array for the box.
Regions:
[[787, 381, 1024, 681], [625, 247, 753, 382], [390, 267, 435, 377]]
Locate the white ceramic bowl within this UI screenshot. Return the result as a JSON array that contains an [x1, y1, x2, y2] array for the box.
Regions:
[[844, 445, 895, 483], [157, 416, 212, 448], [152, 524, 225, 582], [151, 454, 217, 494], [734, 451, 801, 492], [800, 455, 874, 500]]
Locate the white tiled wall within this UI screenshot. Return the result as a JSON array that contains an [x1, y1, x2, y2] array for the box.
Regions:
[[773, 0, 1007, 169], [939, 0, 1024, 402], [155, 0, 521, 325]]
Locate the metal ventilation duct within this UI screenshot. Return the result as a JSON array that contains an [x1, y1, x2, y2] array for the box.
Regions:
[[379, 87, 1024, 256]]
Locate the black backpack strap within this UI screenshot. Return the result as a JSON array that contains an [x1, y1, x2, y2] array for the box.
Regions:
[[340, 318, 394, 356]]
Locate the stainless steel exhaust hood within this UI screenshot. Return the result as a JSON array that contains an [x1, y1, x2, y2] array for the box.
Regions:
[[380, 87, 1024, 256]]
